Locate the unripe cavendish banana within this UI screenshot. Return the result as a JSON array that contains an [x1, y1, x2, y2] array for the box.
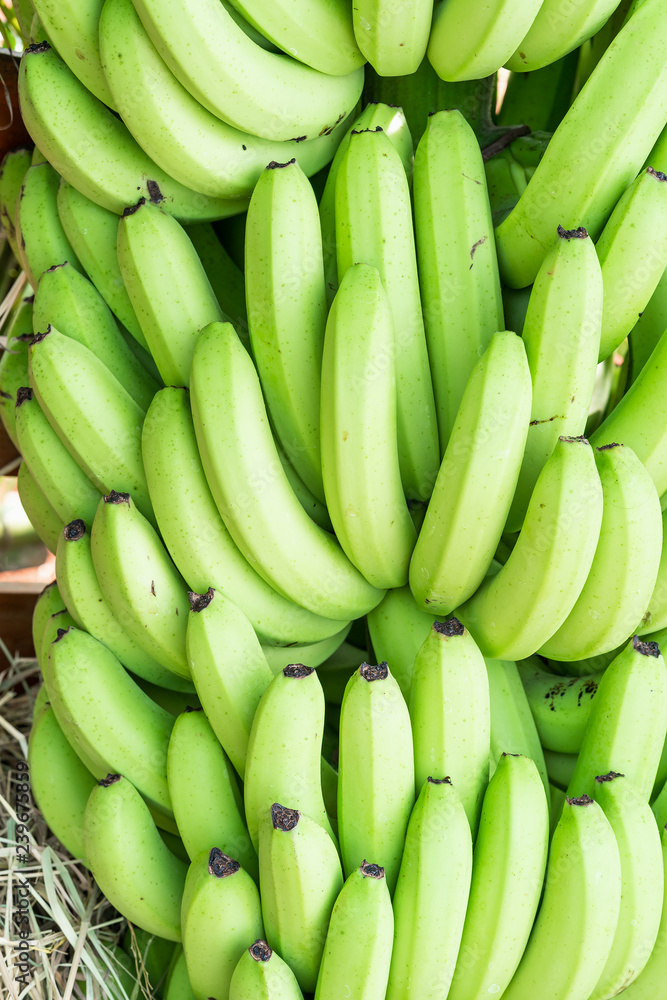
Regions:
[[366, 585, 444, 702], [458, 436, 604, 660], [16, 462, 61, 554], [335, 125, 439, 500], [507, 0, 623, 72], [185, 588, 274, 778], [386, 776, 472, 1000], [447, 753, 549, 1000], [83, 775, 187, 941], [258, 803, 343, 992], [16, 161, 83, 288], [337, 661, 414, 893], [517, 659, 602, 754], [410, 619, 490, 833], [352, 0, 432, 76], [621, 824, 667, 998], [167, 708, 257, 878], [321, 263, 416, 588], [181, 848, 263, 1000], [485, 658, 549, 795], [31, 0, 115, 106], [229, 940, 304, 1000], [0, 148, 31, 259], [190, 321, 383, 621]]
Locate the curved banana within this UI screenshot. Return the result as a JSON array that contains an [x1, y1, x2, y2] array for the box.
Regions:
[[28, 701, 97, 863], [496, 0, 667, 287], [185, 589, 274, 778], [337, 661, 414, 892], [258, 803, 343, 992], [485, 658, 549, 795], [18, 43, 243, 222], [506, 225, 603, 531], [16, 161, 83, 288], [321, 263, 416, 588], [409, 331, 531, 613], [167, 708, 258, 877], [427, 0, 545, 81], [507, 0, 624, 72], [335, 125, 439, 500], [117, 199, 225, 386], [457, 436, 604, 661], [366, 585, 443, 702], [83, 775, 187, 941], [27, 326, 155, 526], [229, 940, 304, 1000], [142, 389, 343, 646], [409, 619, 489, 833], [181, 848, 263, 1000], [33, 262, 158, 411], [621, 825, 667, 999], [413, 109, 504, 450], [589, 771, 663, 999], [129, 0, 363, 141], [244, 664, 334, 850], [501, 795, 621, 1000], [100, 0, 349, 203], [352, 0, 431, 76], [0, 294, 34, 448], [0, 148, 31, 259], [517, 659, 602, 754], [15, 386, 102, 525], [55, 518, 194, 691], [597, 166, 667, 361], [44, 626, 175, 817], [540, 443, 663, 660], [16, 462, 61, 554], [447, 753, 549, 1000], [386, 776, 472, 1000], [31, 0, 115, 106], [190, 321, 383, 621], [245, 158, 327, 502], [566, 635, 667, 801], [91, 491, 191, 679], [56, 180, 147, 348]]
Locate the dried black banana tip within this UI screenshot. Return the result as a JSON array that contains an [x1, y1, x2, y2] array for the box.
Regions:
[[360, 661, 389, 681], [146, 180, 164, 203], [208, 849, 240, 878], [99, 773, 121, 787], [26, 42, 51, 54], [596, 442, 621, 451], [427, 776, 452, 785], [283, 663, 313, 679], [104, 490, 131, 505], [360, 861, 385, 879], [633, 635, 661, 657], [188, 588, 215, 613], [647, 166, 667, 182], [351, 126, 384, 135], [30, 327, 51, 346], [566, 794, 595, 806], [271, 803, 300, 831], [595, 771, 625, 784], [54, 627, 71, 642], [185, 705, 203, 713], [559, 434, 588, 444], [557, 224, 588, 240], [434, 617, 464, 637], [122, 198, 146, 217], [64, 519, 86, 541], [267, 158, 297, 169], [15, 386, 32, 407], [249, 940, 272, 963]]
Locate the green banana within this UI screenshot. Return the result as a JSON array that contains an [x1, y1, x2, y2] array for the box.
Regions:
[[15, 161, 83, 288], [129, 0, 364, 141], [245, 158, 327, 502], [33, 262, 158, 411], [40, 608, 77, 669], [597, 166, 667, 361], [589, 771, 663, 999], [427, 0, 545, 81], [186, 223, 247, 333], [621, 826, 667, 999], [321, 263, 416, 588], [18, 43, 242, 222], [31, 0, 115, 106], [100, 0, 349, 201], [142, 389, 342, 646], [185, 588, 274, 778], [457, 436, 604, 660], [498, 54, 579, 132], [409, 331, 531, 614], [91, 492, 191, 680], [335, 124, 439, 500], [56, 518, 195, 691], [0, 148, 31, 259], [28, 701, 97, 863], [366, 584, 444, 702], [628, 264, 667, 385], [258, 803, 343, 992], [27, 326, 155, 525], [485, 658, 549, 796], [274, 439, 332, 532], [566, 635, 667, 801], [337, 661, 414, 893], [164, 947, 196, 1000], [386, 776, 472, 1000], [517, 659, 602, 754], [314, 861, 393, 1000], [447, 753, 549, 1000], [31, 580, 65, 658], [229, 941, 304, 1000], [540, 443, 663, 660], [190, 321, 383, 621], [352, 0, 432, 76], [181, 848, 263, 1000], [167, 708, 258, 877], [244, 664, 335, 850], [413, 109, 504, 450], [44, 625, 175, 817], [0, 293, 34, 448], [16, 462, 61, 553], [506, 225, 603, 532], [507, 0, 624, 72], [638, 509, 667, 635], [261, 626, 352, 674], [544, 748, 578, 790], [409, 619, 490, 833], [83, 775, 187, 941], [496, 0, 667, 287]]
